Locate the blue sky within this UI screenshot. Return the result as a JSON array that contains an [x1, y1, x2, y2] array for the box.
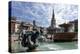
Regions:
[[11, 1, 78, 27]]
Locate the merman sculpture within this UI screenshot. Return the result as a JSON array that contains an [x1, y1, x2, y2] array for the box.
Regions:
[[21, 28, 39, 52]]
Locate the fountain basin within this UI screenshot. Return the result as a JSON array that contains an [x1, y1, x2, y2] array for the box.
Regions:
[[53, 32, 77, 42]]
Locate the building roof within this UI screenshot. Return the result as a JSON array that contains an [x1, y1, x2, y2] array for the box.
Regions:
[[69, 19, 78, 23], [59, 23, 72, 27], [23, 23, 33, 26], [11, 20, 16, 23]]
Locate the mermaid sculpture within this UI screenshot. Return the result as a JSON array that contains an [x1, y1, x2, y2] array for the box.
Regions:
[[21, 28, 39, 52]]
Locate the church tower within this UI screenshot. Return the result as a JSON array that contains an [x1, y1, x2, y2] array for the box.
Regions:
[[47, 9, 56, 34], [51, 10, 56, 29]]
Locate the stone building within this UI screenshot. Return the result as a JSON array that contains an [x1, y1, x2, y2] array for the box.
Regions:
[[10, 17, 33, 34], [59, 19, 78, 32], [68, 19, 78, 32], [10, 17, 16, 34]]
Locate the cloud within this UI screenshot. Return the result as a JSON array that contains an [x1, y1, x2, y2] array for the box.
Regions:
[[11, 1, 78, 27], [53, 4, 78, 27]]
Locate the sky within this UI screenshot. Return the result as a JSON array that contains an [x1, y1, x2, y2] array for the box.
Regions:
[[10, 1, 78, 27]]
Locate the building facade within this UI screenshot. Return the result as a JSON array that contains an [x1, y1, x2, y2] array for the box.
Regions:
[[68, 19, 78, 32], [59, 19, 78, 32]]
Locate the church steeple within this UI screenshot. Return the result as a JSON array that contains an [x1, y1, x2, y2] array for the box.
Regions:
[[47, 9, 56, 35], [52, 10, 55, 19], [51, 9, 56, 28]]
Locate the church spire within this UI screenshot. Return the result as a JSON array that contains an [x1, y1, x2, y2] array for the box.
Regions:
[[51, 9, 56, 28], [52, 9, 55, 19]]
